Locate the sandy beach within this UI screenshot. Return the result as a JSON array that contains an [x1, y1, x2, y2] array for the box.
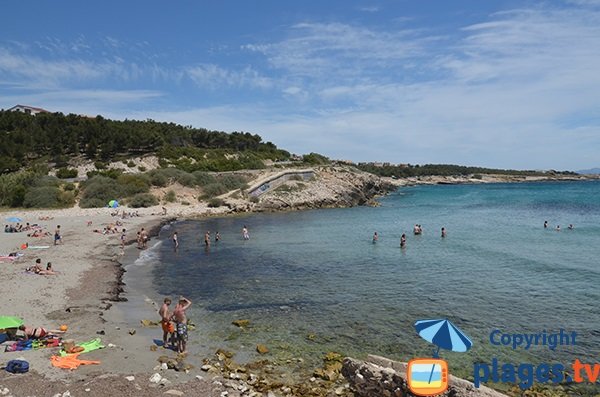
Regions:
[[0, 203, 235, 396]]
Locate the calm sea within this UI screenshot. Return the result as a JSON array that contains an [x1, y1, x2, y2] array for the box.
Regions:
[[126, 181, 600, 378]]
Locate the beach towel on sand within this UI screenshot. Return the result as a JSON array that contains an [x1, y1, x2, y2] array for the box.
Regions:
[[4, 338, 61, 352], [59, 337, 104, 357], [51, 353, 100, 369]]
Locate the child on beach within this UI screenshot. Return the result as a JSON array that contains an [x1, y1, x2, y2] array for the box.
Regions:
[[159, 298, 175, 348], [171, 296, 192, 354], [54, 225, 62, 245]]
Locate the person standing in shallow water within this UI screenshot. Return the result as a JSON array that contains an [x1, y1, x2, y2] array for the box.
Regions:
[[215, 231, 221, 242], [242, 225, 249, 240], [544, 220, 548, 229], [372, 232, 378, 243], [441, 227, 447, 238], [204, 231, 210, 247], [172, 232, 179, 249], [400, 233, 406, 248]]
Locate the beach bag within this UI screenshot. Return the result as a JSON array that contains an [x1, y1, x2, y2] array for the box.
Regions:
[[5, 359, 29, 373]]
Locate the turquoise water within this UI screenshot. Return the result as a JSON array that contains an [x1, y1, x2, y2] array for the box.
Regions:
[[139, 181, 600, 378]]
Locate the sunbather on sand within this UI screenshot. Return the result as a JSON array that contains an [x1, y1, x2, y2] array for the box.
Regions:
[[18, 325, 65, 340]]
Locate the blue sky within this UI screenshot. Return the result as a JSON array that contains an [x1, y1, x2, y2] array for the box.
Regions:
[[2, 1, 600, 170]]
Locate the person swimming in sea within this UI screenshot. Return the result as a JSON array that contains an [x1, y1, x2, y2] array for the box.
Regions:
[[400, 233, 406, 248], [441, 227, 447, 238], [372, 232, 378, 243], [544, 220, 548, 229], [556, 225, 561, 231], [568, 224, 574, 230], [215, 231, 221, 242]]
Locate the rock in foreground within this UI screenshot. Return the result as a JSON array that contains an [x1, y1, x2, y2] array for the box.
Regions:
[[342, 355, 507, 397]]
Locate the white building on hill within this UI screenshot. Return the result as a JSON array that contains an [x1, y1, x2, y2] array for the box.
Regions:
[[8, 104, 50, 116]]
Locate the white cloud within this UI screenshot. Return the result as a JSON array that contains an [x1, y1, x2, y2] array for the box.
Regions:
[[184, 64, 273, 90], [244, 22, 434, 80]]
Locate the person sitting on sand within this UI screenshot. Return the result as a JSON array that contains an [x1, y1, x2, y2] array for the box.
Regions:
[[26, 258, 44, 274], [18, 325, 65, 340], [159, 298, 175, 348], [171, 296, 192, 354], [38, 262, 57, 276]]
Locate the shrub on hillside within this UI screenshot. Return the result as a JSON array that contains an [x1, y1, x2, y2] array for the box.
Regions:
[[116, 174, 150, 196], [192, 171, 216, 186], [218, 174, 248, 190], [129, 193, 158, 208], [23, 186, 62, 208], [56, 168, 78, 179], [201, 183, 228, 198], [33, 175, 61, 188], [80, 176, 121, 208], [148, 168, 195, 187], [207, 198, 224, 208], [302, 152, 329, 165], [94, 161, 107, 170], [164, 190, 176, 203]]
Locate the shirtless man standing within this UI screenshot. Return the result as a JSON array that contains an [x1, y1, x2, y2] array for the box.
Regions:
[[172, 296, 192, 353], [158, 298, 174, 348]]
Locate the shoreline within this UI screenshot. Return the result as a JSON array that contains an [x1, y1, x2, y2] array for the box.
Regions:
[[2, 177, 598, 395]]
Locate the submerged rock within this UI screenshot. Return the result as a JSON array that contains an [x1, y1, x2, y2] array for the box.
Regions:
[[232, 319, 250, 328], [256, 344, 270, 354]]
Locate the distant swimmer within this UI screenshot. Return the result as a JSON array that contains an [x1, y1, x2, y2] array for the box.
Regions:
[[556, 225, 561, 231], [441, 227, 447, 238], [242, 225, 250, 240], [400, 233, 406, 248], [172, 232, 179, 248], [204, 231, 211, 247], [544, 220, 548, 229], [215, 231, 221, 242], [568, 224, 574, 230], [413, 224, 422, 235], [372, 232, 378, 243]]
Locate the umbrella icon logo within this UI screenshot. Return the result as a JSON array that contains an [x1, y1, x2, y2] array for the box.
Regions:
[[407, 318, 473, 396]]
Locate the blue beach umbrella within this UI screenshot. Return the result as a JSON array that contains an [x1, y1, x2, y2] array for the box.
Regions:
[[414, 318, 473, 384], [6, 216, 22, 223], [415, 318, 473, 355]]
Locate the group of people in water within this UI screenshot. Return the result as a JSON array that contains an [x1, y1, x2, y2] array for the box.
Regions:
[[373, 224, 447, 248], [171, 225, 250, 250], [544, 220, 574, 231]]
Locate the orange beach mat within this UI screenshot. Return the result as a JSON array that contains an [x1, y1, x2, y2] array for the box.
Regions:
[[50, 353, 100, 369]]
